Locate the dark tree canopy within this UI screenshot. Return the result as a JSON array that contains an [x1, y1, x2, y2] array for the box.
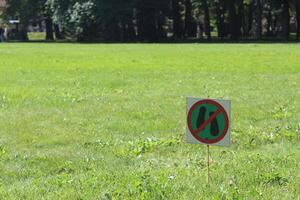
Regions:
[[2, 0, 300, 41]]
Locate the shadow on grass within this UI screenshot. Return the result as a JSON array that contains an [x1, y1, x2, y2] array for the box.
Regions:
[[4, 37, 300, 44]]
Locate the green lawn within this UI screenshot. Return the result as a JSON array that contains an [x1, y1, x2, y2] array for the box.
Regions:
[[0, 43, 299, 199], [28, 32, 46, 41]]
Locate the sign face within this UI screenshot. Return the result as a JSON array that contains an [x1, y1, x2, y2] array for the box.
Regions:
[[186, 98, 231, 146]]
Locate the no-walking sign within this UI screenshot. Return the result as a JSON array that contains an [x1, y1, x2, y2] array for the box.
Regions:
[[186, 97, 231, 146]]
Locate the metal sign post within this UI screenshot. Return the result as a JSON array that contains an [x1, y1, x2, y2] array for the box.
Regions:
[[207, 145, 210, 185]]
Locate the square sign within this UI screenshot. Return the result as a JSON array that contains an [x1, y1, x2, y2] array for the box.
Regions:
[[186, 97, 231, 147]]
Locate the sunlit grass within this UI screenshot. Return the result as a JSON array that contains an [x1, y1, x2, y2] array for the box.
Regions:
[[28, 32, 45, 41], [0, 43, 299, 199]]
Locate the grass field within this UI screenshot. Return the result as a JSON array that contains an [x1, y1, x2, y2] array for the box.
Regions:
[[0, 43, 299, 199], [28, 32, 46, 41]]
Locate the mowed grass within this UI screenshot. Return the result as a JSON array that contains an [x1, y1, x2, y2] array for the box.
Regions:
[[28, 32, 46, 41], [0, 43, 299, 199]]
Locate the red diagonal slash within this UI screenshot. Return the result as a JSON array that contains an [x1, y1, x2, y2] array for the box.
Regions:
[[195, 109, 222, 134]]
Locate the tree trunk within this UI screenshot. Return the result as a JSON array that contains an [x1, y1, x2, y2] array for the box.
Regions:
[[266, 8, 272, 37], [247, 1, 254, 36], [274, 16, 278, 36], [172, 0, 183, 39], [136, 5, 143, 41], [143, 13, 157, 42], [228, 0, 237, 40], [113, 22, 121, 41], [54, 23, 63, 40], [157, 13, 166, 39], [203, 0, 211, 40], [38, 20, 43, 32], [255, 0, 262, 40], [216, 0, 225, 39], [140, 0, 158, 42], [45, 16, 54, 40], [237, 0, 244, 37], [185, 0, 193, 37], [282, 0, 290, 40], [20, 26, 29, 41], [297, 0, 300, 39], [127, 21, 136, 41], [122, 23, 128, 42]]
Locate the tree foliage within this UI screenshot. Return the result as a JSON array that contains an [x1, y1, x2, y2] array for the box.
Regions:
[[3, 0, 300, 41]]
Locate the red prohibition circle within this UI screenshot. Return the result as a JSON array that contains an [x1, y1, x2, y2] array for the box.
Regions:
[[187, 99, 229, 144]]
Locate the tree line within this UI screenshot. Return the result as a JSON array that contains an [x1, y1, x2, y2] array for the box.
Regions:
[[3, 0, 300, 42]]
